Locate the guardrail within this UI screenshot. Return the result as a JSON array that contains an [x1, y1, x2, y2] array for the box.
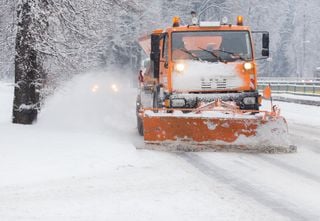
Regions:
[[258, 77, 320, 96]]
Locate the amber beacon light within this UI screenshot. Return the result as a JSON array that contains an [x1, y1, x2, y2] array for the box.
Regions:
[[237, 16, 244, 26], [172, 16, 181, 27]]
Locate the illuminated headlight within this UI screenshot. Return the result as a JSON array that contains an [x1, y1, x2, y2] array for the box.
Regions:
[[111, 84, 119, 92], [171, 98, 186, 108], [243, 97, 256, 105], [244, 62, 253, 70], [91, 84, 99, 93], [175, 63, 185, 72]]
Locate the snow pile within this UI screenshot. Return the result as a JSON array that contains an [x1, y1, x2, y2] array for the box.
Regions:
[[37, 70, 137, 137], [232, 117, 293, 152]]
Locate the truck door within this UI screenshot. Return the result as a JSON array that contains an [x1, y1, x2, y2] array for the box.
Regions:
[[160, 34, 169, 90]]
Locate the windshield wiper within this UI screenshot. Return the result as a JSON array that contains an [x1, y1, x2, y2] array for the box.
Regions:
[[198, 47, 226, 63], [212, 49, 246, 61], [178, 48, 202, 61], [199, 47, 247, 63]]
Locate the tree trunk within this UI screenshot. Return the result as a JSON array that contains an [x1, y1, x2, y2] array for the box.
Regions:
[[12, 0, 47, 124]]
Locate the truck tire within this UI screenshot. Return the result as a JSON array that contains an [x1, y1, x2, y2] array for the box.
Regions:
[[137, 116, 144, 136], [153, 85, 162, 108]]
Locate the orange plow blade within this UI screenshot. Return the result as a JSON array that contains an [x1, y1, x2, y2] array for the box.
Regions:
[[142, 110, 296, 153]]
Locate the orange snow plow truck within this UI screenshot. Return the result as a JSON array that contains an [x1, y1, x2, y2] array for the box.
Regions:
[[136, 15, 295, 153]]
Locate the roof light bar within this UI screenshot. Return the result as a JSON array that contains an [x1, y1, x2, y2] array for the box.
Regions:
[[199, 21, 221, 27]]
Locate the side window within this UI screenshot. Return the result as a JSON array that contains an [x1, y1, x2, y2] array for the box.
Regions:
[[162, 34, 168, 60]]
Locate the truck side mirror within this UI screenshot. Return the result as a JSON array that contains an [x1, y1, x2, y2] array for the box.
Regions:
[[151, 34, 160, 79], [262, 33, 269, 49], [262, 33, 269, 57], [252, 31, 270, 60]]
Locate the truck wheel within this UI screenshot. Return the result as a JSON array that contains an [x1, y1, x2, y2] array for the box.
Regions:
[[153, 85, 162, 108], [137, 116, 144, 136]]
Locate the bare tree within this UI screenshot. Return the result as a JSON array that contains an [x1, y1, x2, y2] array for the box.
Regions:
[[12, 0, 49, 124]]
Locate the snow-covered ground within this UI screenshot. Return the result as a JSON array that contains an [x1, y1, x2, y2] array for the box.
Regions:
[[1, 73, 320, 221]]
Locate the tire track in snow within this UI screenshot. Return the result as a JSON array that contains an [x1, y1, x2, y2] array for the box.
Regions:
[[256, 155, 320, 183], [178, 152, 318, 221]]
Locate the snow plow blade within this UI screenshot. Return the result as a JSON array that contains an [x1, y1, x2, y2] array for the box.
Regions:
[[142, 109, 296, 153]]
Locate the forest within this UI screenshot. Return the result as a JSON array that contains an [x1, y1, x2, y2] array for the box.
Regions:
[[1, 0, 320, 123], [1, 1, 320, 79]]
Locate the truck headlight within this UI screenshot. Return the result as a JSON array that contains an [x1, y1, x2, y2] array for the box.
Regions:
[[175, 63, 185, 72], [244, 62, 253, 70], [243, 97, 256, 105]]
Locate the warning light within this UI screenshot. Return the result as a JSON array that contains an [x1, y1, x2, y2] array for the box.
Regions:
[[173, 16, 181, 27], [237, 16, 244, 26]]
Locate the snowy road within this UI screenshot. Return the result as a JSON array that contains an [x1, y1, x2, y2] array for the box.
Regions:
[[1, 73, 320, 221], [173, 103, 320, 221], [173, 106, 320, 221]]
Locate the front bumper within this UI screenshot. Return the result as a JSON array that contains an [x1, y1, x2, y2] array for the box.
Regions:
[[168, 91, 260, 110]]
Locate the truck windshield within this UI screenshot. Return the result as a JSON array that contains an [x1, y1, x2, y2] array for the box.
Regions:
[[172, 31, 252, 62]]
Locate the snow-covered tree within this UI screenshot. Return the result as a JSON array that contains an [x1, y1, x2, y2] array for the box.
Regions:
[[0, 0, 16, 79], [1, 0, 320, 99], [13, 0, 50, 124]]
